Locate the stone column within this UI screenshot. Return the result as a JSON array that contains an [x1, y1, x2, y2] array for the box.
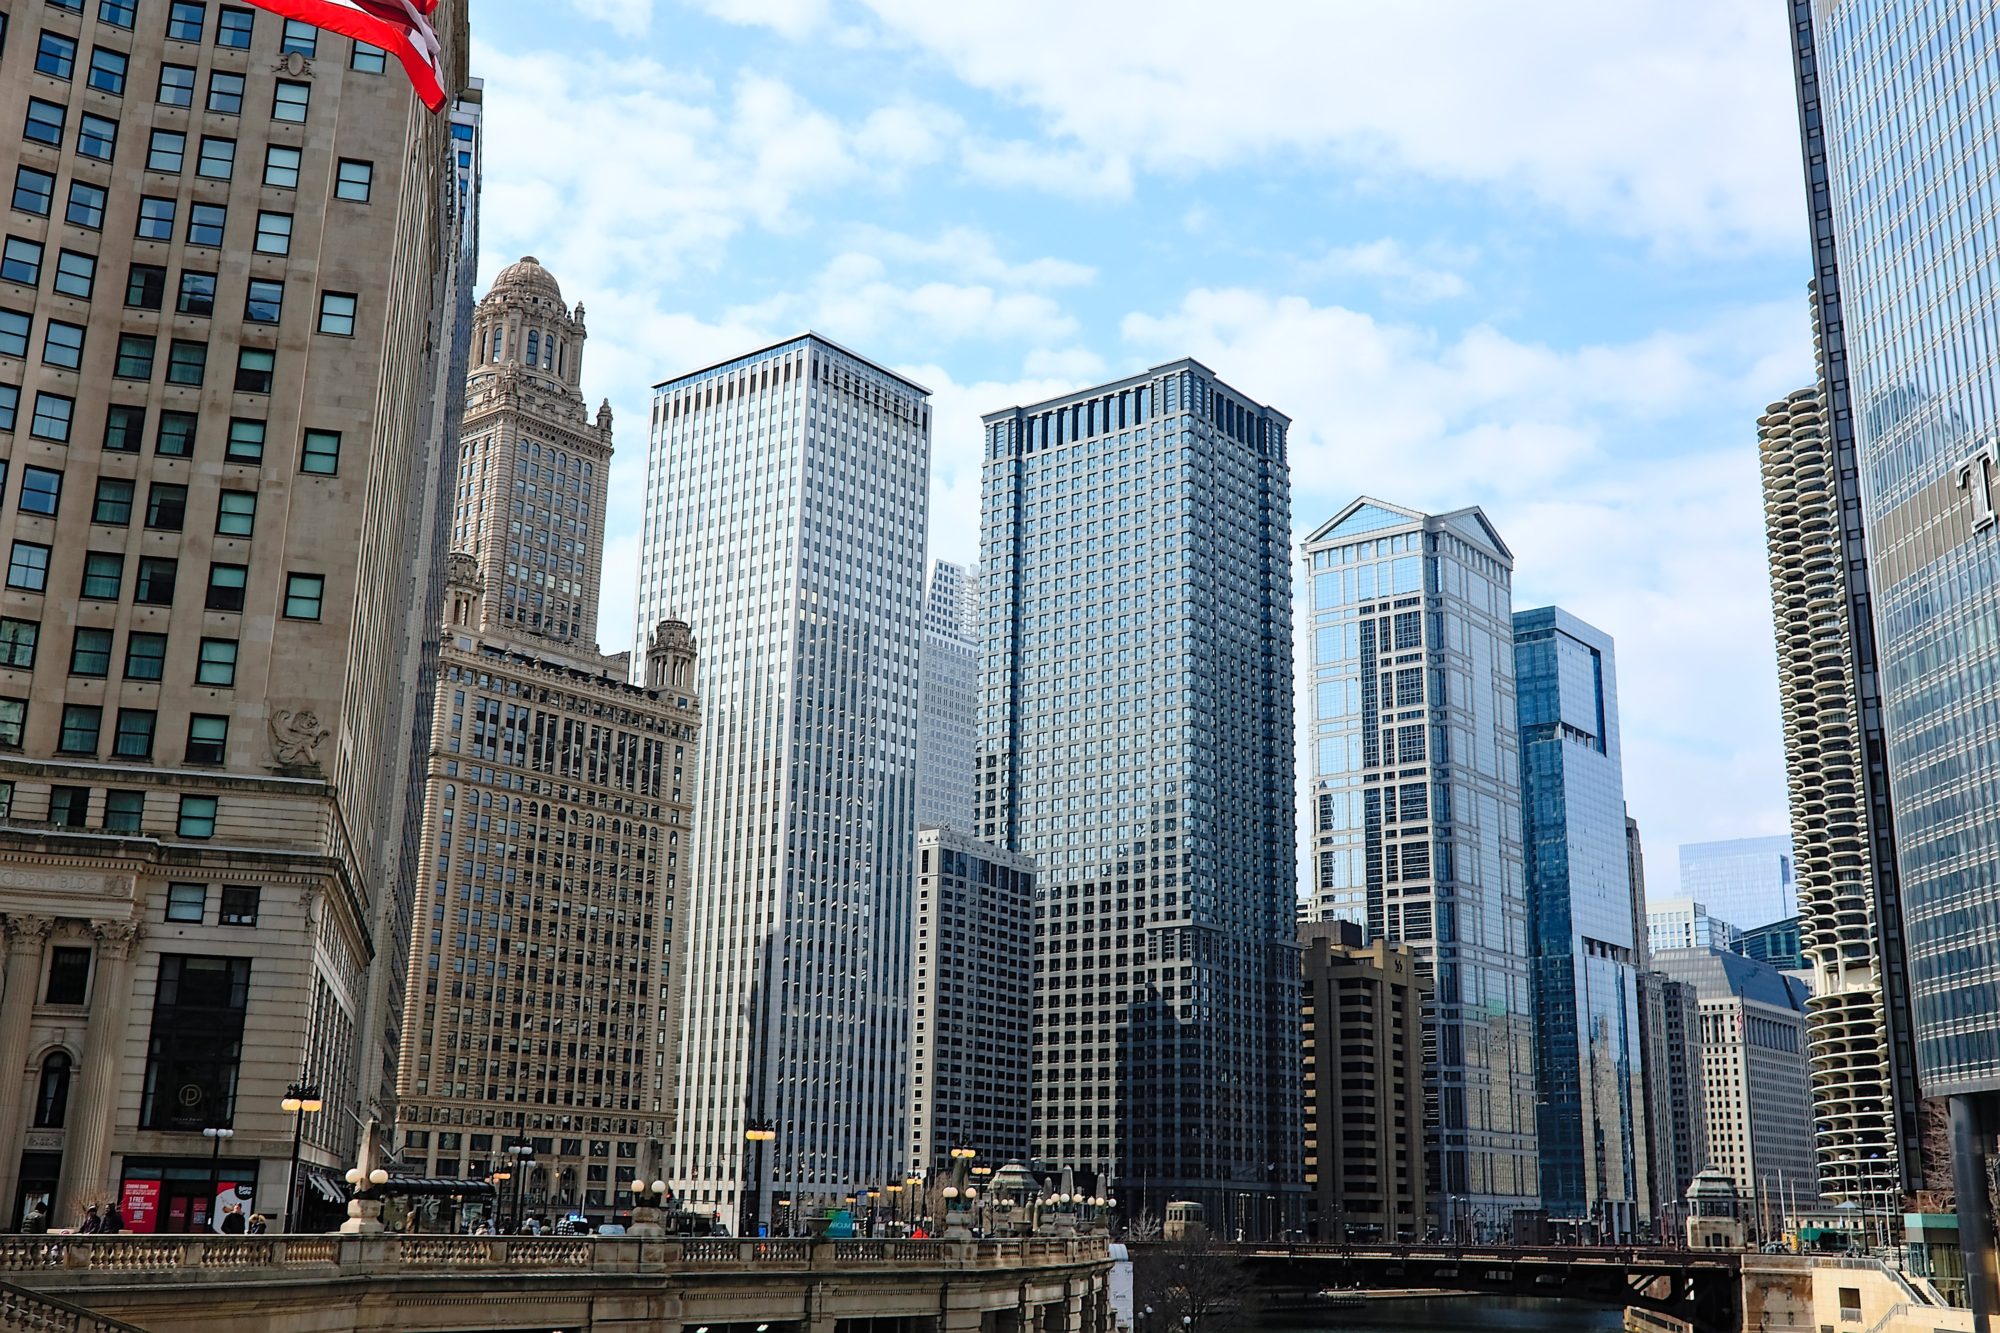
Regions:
[[0, 915, 53, 1220], [55, 920, 142, 1222]]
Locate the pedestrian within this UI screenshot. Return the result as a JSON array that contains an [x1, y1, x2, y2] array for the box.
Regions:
[[220, 1204, 246, 1234], [246, 1214, 268, 1235], [76, 1205, 101, 1234], [100, 1202, 123, 1234], [21, 1201, 47, 1235]]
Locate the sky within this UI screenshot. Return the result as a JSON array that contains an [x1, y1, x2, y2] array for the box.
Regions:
[[469, 0, 1815, 894]]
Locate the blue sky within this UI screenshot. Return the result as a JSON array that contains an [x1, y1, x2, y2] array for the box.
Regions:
[[471, 0, 1814, 890]]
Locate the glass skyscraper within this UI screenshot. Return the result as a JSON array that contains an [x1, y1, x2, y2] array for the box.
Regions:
[[1514, 608, 1646, 1240], [1304, 499, 1538, 1238], [637, 335, 930, 1230], [979, 361, 1301, 1236], [1676, 836, 1797, 933]]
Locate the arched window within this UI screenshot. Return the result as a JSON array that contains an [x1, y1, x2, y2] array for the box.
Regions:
[[34, 1052, 71, 1128], [526, 330, 540, 364]]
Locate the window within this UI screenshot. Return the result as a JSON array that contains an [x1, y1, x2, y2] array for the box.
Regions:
[[0, 699, 22, 747], [76, 114, 117, 162], [219, 885, 259, 926], [280, 19, 316, 55], [166, 881, 206, 922], [29, 393, 71, 442], [69, 626, 111, 676], [145, 482, 187, 530], [103, 404, 144, 451], [187, 202, 225, 247], [206, 563, 246, 612], [244, 278, 282, 323], [146, 129, 186, 172], [100, 0, 140, 28], [124, 631, 166, 680], [165, 339, 206, 385], [0, 307, 26, 357], [235, 347, 273, 393], [215, 5, 252, 47], [52, 249, 94, 298], [49, 785, 88, 827], [81, 551, 122, 600], [12, 167, 55, 216], [140, 954, 250, 1132], [351, 40, 386, 72], [103, 789, 144, 832], [24, 99, 66, 146], [225, 418, 264, 463], [156, 410, 196, 456], [301, 429, 340, 475], [317, 292, 356, 336], [36, 31, 78, 78], [1, 236, 41, 285], [87, 47, 128, 95], [196, 637, 237, 685], [196, 135, 235, 179], [272, 80, 309, 122], [177, 271, 216, 316], [18, 467, 60, 515], [176, 795, 217, 838], [186, 714, 226, 763], [166, 1, 205, 41], [45, 949, 90, 1004], [33, 1053, 71, 1128], [114, 332, 155, 379], [134, 555, 176, 604], [261, 144, 299, 188], [157, 63, 195, 105], [112, 707, 155, 758], [284, 572, 323, 620], [7, 542, 49, 591], [65, 181, 106, 229], [0, 386, 13, 432], [41, 320, 83, 369], [92, 477, 134, 524], [126, 263, 165, 309], [0, 618, 37, 668], [253, 211, 291, 255], [206, 71, 243, 114], [58, 703, 101, 754], [214, 491, 254, 537], [136, 196, 175, 240]]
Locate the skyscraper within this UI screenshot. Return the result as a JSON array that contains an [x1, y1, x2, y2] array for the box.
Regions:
[[1514, 607, 1646, 1240], [1677, 837, 1796, 932], [393, 260, 702, 1218], [639, 335, 929, 1230], [1303, 498, 1537, 1238], [1791, 5, 1996, 1301], [979, 361, 1299, 1235], [916, 559, 979, 832], [1636, 970, 1706, 1237], [0, 5, 472, 1229]]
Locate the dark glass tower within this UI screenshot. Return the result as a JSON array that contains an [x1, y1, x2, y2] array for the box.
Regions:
[[979, 361, 1300, 1236]]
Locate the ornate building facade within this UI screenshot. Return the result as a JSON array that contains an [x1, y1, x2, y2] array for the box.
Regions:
[[0, 4, 475, 1231], [393, 260, 700, 1220]]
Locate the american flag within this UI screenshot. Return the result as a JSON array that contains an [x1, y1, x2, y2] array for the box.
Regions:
[[243, 0, 449, 112]]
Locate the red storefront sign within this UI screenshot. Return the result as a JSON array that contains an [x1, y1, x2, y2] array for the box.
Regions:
[[119, 1179, 160, 1234]]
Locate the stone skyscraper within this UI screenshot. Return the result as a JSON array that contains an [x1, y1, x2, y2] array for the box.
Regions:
[[1515, 607, 1646, 1240], [639, 335, 929, 1231], [916, 559, 978, 832], [980, 361, 1300, 1235], [1304, 498, 1538, 1238], [393, 260, 702, 1220]]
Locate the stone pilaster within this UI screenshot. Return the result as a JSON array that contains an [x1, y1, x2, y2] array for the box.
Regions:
[[0, 915, 54, 1218], [54, 920, 141, 1221]]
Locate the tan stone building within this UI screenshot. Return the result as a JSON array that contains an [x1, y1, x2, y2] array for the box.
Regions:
[[0, 2, 476, 1232], [1301, 920, 1427, 1242], [393, 258, 701, 1224]]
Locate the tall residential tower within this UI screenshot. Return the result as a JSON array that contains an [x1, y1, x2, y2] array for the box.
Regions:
[[916, 559, 978, 833], [980, 361, 1300, 1235]]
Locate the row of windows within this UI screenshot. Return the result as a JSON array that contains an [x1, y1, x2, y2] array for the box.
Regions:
[[0, 305, 355, 382], [0, 695, 230, 766], [0, 544, 318, 621], [0, 386, 341, 474], [0, 616, 243, 685], [13, 167, 365, 252], [24, 0, 383, 68]]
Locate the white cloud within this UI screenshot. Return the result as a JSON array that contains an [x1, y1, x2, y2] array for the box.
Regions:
[[571, 0, 655, 37], [1304, 238, 1471, 303], [959, 138, 1134, 199], [681, 0, 833, 38], [842, 224, 1096, 289]]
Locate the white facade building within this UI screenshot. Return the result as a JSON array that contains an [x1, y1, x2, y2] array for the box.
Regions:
[[1647, 898, 1743, 955], [916, 561, 979, 833], [636, 335, 931, 1231]]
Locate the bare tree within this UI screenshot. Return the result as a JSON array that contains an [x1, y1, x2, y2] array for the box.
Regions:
[[1131, 1236, 1258, 1333], [1125, 1208, 1164, 1243]]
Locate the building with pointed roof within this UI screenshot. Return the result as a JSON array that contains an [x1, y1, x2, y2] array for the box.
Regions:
[[1302, 497, 1538, 1238]]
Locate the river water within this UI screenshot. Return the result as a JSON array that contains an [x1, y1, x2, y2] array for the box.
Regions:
[[1260, 1295, 1625, 1333]]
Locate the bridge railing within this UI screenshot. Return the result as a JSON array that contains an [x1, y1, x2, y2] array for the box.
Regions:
[[0, 1277, 151, 1333], [0, 1233, 1109, 1285]]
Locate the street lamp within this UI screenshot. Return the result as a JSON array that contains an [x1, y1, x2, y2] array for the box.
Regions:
[[866, 1188, 881, 1238], [202, 1127, 235, 1232], [629, 1176, 670, 1236], [743, 1119, 776, 1238], [503, 1140, 534, 1231], [280, 1080, 323, 1233]]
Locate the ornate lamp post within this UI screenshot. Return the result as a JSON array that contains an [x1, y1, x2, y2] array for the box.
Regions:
[[503, 1140, 534, 1231], [865, 1188, 881, 1237], [628, 1176, 670, 1236], [742, 1119, 776, 1237], [201, 1126, 235, 1232], [280, 1080, 323, 1232]]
